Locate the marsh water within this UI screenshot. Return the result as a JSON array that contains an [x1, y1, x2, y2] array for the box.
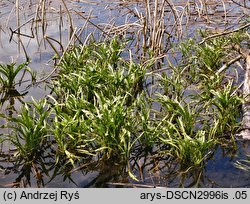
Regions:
[[0, 0, 250, 187]]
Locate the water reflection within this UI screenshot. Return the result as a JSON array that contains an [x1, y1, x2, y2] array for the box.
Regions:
[[0, 88, 27, 117], [0, 140, 249, 188]]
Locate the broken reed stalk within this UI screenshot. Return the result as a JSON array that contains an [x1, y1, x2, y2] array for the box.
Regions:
[[41, 0, 47, 41], [220, 0, 227, 23], [234, 45, 250, 139], [199, 22, 250, 45], [61, 0, 74, 40], [231, 0, 250, 9], [201, 0, 210, 22], [151, 0, 159, 51], [155, 0, 165, 54], [59, 5, 63, 47], [34, 2, 41, 47], [45, 36, 64, 56], [16, 0, 21, 53], [35, 28, 78, 84], [164, 0, 185, 39], [176, 1, 191, 38], [74, 10, 111, 38], [9, 17, 35, 42], [240, 58, 250, 139], [216, 55, 243, 75]]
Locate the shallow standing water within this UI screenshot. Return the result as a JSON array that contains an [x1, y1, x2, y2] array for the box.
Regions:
[[0, 0, 250, 187]]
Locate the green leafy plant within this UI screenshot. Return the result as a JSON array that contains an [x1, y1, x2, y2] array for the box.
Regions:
[[8, 98, 51, 161], [0, 62, 35, 90], [0, 29, 247, 183], [49, 38, 148, 164], [160, 130, 214, 169], [235, 156, 250, 172]]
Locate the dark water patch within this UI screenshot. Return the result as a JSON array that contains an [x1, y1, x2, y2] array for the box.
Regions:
[[205, 141, 250, 187]]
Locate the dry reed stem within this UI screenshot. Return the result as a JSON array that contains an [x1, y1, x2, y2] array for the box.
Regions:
[[201, 0, 210, 22], [232, 44, 250, 139], [216, 55, 243, 75], [199, 22, 250, 45], [34, 2, 41, 47], [41, 0, 47, 39], [35, 27, 78, 84], [16, 0, 21, 53], [61, 0, 74, 39], [74, 10, 111, 37], [59, 5, 63, 46], [45, 36, 64, 56], [231, 0, 250, 9], [11, 17, 34, 34], [220, 0, 227, 23], [73, 10, 92, 44], [164, 0, 181, 38], [152, 0, 158, 50]]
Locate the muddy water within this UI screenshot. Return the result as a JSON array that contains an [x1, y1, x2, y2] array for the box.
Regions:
[[0, 0, 250, 187]]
